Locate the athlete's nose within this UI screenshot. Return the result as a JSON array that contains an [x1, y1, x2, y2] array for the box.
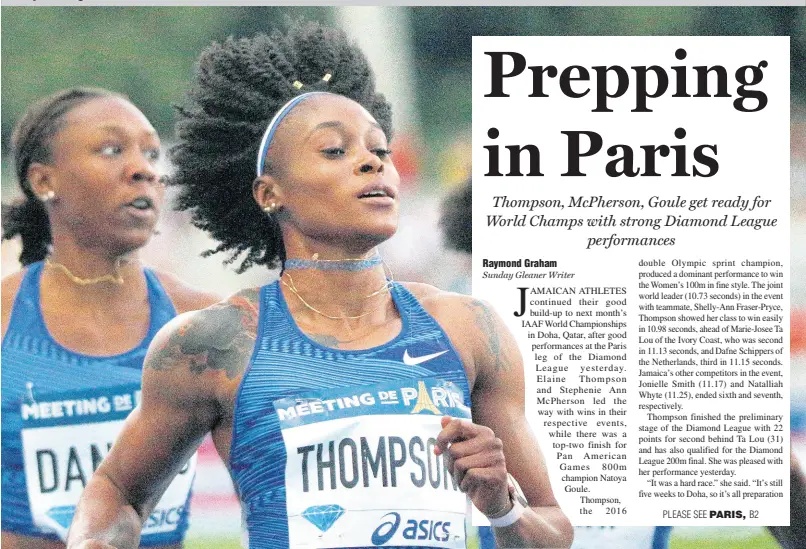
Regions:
[[126, 150, 160, 185], [356, 150, 384, 175]]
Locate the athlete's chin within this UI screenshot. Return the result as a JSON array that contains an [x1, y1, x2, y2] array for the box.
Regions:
[[101, 227, 157, 256], [344, 224, 397, 249], [348, 215, 398, 239], [367, 222, 398, 243], [358, 228, 396, 248]]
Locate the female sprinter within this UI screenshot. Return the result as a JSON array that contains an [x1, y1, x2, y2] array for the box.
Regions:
[[1, 88, 219, 549], [66, 23, 573, 549]]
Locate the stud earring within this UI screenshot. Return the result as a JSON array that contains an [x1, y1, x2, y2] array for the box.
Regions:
[[264, 202, 277, 214], [40, 191, 55, 202]]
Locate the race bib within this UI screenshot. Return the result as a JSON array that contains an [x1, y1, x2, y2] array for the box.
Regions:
[[20, 383, 196, 540], [275, 378, 471, 548]]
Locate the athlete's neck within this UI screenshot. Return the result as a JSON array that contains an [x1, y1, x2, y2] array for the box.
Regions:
[[281, 244, 392, 323], [44, 237, 145, 298]]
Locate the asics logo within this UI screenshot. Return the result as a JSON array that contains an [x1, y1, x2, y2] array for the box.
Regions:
[[402, 350, 448, 366], [371, 512, 453, 545], [371, 512, 401, 545]]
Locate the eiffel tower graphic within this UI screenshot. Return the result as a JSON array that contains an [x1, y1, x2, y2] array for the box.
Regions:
[[409, 381, 442, 415]]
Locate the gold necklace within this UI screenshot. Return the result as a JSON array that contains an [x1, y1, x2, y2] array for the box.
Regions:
[[280, 269, 394, 321], [45, 257, 125, 286]]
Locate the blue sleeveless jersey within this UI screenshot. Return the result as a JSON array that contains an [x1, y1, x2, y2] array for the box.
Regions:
[[230, 281, 472, 549], [1, 261, 192, 545]]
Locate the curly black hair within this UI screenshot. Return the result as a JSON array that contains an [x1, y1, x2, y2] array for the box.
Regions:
[[2, 87, 123, 266], [170, 20, 394, 273], [440, 180, 472, 254]]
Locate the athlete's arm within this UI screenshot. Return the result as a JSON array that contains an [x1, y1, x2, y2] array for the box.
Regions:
[[1, 271, 24, 337], [67, 290, 259, 549], [767, 450, 806, 549], [436, 296, 573, 549]]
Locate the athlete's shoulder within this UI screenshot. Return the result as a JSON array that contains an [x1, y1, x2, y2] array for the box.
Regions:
[[145, 286, 261, 381], [400, 281, 498, 349], [150, 268, 222, 314], [137, 290, 261, 431], [400, 281, 496, 327], [1, 269, 26, 337], [2, 269, 25, 302], [399, 282, 515, 386], [399, 281, 468, 305]]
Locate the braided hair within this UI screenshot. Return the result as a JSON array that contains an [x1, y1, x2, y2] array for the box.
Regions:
[[170, 20, 393, 273], [2, 88, 123, 266]]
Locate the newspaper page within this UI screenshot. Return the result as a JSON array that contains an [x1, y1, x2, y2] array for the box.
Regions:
[[472, 36, 791, 527], [2, 5, 803, 549]]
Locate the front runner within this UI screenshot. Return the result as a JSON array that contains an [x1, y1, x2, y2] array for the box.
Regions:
[[66, 22, 573, 549]]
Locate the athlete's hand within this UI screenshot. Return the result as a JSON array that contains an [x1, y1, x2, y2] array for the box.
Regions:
[[435, 416, 511, 517]]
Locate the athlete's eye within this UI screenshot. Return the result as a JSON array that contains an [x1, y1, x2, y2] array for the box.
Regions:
[[372, 148, 392, 160], [145, 148, 161, 162], [99, 144, 123, 157], [321, 147, 345, 158]]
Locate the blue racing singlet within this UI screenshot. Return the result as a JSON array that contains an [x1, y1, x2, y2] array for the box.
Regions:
[[230, 281, 473, 549], [1, 261, 195, 545]]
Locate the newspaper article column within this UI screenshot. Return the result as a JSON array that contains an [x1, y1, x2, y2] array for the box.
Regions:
[[471, 36, 790, 527]]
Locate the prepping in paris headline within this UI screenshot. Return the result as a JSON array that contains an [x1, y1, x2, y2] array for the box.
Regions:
[[480, 48, 769, 179]]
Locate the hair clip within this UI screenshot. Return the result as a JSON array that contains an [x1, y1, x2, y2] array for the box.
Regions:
[[292, 81, 304, 89], [322, 73, 332, 82]]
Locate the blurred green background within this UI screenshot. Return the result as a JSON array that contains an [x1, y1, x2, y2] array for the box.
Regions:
[[184, 530, 783, 549], [177, 530, 794, 549]]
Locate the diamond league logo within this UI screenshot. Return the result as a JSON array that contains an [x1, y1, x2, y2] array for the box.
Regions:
[[46, 505, 76, 530], [301, 504, 345, 532]]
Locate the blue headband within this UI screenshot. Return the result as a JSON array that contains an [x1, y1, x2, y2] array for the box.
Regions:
[[255, 91, 331, 177]]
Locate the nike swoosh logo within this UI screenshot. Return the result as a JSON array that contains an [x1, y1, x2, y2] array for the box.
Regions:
[[402, 350, 448, 366]]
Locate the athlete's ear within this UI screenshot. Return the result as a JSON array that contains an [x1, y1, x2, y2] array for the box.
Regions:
[[27, 162, 58, 201], [253, 175, 284, 212]]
